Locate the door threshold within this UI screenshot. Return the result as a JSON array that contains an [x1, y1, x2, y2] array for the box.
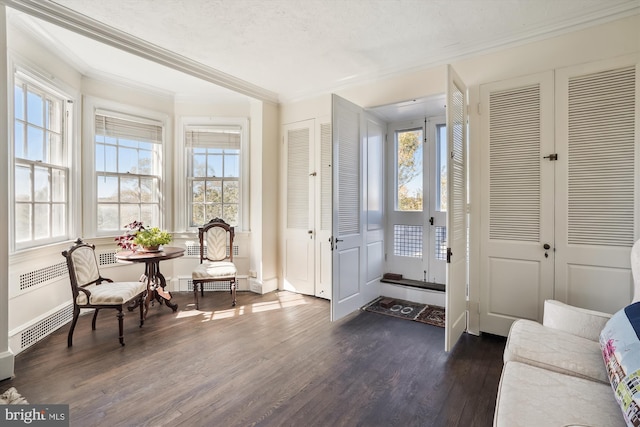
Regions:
[[380, 277, 445, 292]]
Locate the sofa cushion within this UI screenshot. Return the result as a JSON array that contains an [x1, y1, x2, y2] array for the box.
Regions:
[[494, 361, 625, 427], [505, 319, 608, 383], [600, 302, 640, 426]]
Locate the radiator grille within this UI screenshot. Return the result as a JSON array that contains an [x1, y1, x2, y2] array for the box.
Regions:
[[181, 278, 233, 291], [20, 304, 73, 351], [19, 262, 68, 291], [99, 252, 118, 266]]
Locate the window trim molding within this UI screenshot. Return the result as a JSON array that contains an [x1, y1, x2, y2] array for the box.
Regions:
[[176, 116, 249, 232], [82, 96, 171, 238], [9, 56, 80, 254]]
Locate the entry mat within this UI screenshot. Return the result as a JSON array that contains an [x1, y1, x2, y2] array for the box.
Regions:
[[363, 296, 445, 328]]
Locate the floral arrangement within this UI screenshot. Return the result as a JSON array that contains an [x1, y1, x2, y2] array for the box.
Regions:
[[115, 221, 172, 251]]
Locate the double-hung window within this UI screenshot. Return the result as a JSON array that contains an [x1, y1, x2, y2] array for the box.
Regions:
[[185, 125, 241, 227], [95, 111, 163, 233], [13, 73, 70, 250]]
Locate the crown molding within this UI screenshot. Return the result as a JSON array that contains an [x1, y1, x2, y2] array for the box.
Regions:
[[2, 0, 280, 104]]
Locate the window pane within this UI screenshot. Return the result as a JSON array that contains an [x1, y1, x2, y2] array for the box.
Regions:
[[120, 204, 139, 227], [208, 154, 222, 177], [224, 153, 239, 177], [192, 204, 205, 226], [15, 203, 32, 242], [15, 165, 32, 202], [120, 177, 140, 203], [14, 84, 24, 121], [46, 98, 62, 133], [140, 178, 155, 203], [396, 129, 423, 212], [104, 145, 117, 172], [52, 169, 66, 202], [205, 204, 222, 221], [34, 204, 50, 239], [223, 181, 239, 204], [118, 147, 138, 173], [97, 204, 118, 230], [95, 144, 105, 172], [27, 125, 44, 162], [192, 181, 205, 202], [52, 204, 65, 237], [436, 125, 447, 212], [27, 90, 43, 127], [193, 154, 206, 177], [14, 121, 25, 158], [98, 176, 119, 202], [34, 167, 50, 202], [206, 181, 222, 203], [223, 204, 238, 226], [138, 149, 152, 175], [48, 133, 63, 165]]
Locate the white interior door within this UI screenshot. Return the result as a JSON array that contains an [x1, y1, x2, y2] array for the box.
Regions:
[[554, 60, 638, 312], [479, 71, 555, 336], [283, 120, 315, 296], [331, 94, 365, 321], [445, 65, 469, 352]]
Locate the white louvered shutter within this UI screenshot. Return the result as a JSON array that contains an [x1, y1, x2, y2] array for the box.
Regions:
[[567, 66, 636, 247], [320, 122, 332, 231], [338, 112, 360, 236], [489, 85, 541, 242], [287, 127, 309, 230]]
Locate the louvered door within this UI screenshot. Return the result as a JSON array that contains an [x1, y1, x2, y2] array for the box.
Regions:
[[283, 120, 315, 295], [315, 121, 332, 299], [331, 94, 365, 321], [445, 66, 469, 351], [554, 61, 638, 312], [479, 71, 555, 336]]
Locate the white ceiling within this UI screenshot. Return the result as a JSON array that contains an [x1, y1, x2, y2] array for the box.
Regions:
[[7, 0, 640, 104]]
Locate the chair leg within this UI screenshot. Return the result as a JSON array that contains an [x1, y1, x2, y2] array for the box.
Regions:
[[117, 308, 125, 346], [231, 280, 237, 307], [92, 309, 99, 330], [68, 306, 80, 347], [194, 282, 199, 309]]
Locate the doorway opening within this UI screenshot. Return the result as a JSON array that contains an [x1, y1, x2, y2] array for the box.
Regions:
[[368, 95, 447, 292]]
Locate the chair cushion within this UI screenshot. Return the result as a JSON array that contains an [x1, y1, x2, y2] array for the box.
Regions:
[[76, 281, 147, 305], [206, 228, 228, 261], [600, 302, 640, 426], [192, 261, 237, 280], [70, 246, 100, 285], [505, 319, 609, 383], [494, 361, 625, 427]]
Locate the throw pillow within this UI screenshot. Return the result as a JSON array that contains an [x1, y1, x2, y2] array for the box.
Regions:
[[600, 301, 640, 427]]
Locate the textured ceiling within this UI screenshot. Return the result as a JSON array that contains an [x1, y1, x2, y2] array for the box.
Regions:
[[10, 0, 640, 103]]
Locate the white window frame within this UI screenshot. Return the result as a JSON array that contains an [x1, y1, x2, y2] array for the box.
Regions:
[[10, 64, 78, 252], [83, 97, 170, 237], [176, 117, 249, 232]]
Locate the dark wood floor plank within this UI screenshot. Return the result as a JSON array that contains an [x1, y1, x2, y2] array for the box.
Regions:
[[1, 291, 505, 427]]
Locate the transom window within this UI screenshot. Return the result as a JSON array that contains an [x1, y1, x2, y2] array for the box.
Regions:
[[95, 111, 163, 232], [186, 126, 241, 227], [13, 74, 69, 249]]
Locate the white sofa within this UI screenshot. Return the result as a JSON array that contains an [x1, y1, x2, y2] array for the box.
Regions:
[[494, 242, 640, 426]]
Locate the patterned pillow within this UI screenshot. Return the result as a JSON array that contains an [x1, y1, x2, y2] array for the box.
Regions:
[[600, 302, 640, 426]]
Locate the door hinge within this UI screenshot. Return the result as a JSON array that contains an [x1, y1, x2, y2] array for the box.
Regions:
[[429, 216, 434, 226], [477, 103, 481, 115], [543, 153, 558, 161], [446, 247, 453, 263]]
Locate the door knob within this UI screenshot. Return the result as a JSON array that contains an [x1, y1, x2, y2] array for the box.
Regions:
[[543, 243, 551, 250]]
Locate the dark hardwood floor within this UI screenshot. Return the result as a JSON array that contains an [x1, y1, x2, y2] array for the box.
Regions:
[[1, 291, 506, 427]]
